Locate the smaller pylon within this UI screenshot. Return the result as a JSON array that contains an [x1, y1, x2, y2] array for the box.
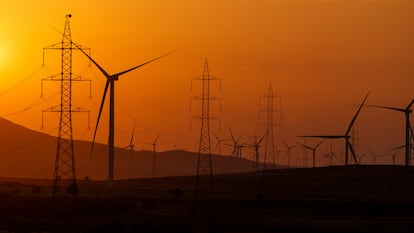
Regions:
[[152, 134, 160, 178], [260, 82, 281, 169], [190, 59, 221, 215]]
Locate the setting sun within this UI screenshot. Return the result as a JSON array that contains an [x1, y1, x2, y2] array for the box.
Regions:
[[0, 42, 8, 69]]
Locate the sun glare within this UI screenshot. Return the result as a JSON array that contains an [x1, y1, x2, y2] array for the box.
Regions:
[[0, 43, 8, 70]]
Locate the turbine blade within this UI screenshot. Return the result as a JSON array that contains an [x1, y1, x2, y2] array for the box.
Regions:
[[406, 98, 414, 110], [368, 147, 374, 156], [388, 144, 405, 151], [229, 128, 236, 143], [214, 142, 220, 150], [284, 149, 290, 159], [114, 51, 175, 77], [90, 80, 110, 159], [154, 134, 161, 144], [258, 130, 268, 145], [347, 139, 359, 164], [297, 142, 312, 150], [366, 104, 405, 112], [409, 120, 414, 142], [129, 120, 136, 146], [73, 42, 111, 79], [214, 132, 220, 142], [316, 140, 324, 148], [298, 135, 345, 139], [346, 92, 370, 136]]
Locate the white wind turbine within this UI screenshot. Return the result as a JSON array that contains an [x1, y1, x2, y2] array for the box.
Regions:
[[75, 43, 172, 188]]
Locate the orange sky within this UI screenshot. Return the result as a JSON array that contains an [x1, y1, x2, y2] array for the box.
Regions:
[[0, 0, 414, 166]]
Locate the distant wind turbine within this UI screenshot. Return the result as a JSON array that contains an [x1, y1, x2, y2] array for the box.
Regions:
[[245, 132, 268, 171], [214, 133, 228, 156], [124, 120, 136, 177], [152, 134, 160, 178], [298, 140, 324, 168], [282, 139, 296, 167], [388, 149, 401, 166], [365, 98, 414, 166], [299, 92, 369, 165], [321, 141, 337, 166], [356, 152, 368, 165], [74, 43, 173, 188], [224, 128, 241, 158], [369, 148, 386, 165]]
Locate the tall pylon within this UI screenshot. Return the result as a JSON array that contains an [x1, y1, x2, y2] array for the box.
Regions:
[[259, 82, 281, 201], [261, 82, 281, 170], [41, 14, 90, 200], [190, 59, 221, 215]]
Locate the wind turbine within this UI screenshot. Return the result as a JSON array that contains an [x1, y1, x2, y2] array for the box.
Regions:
[[388, 144, 409, 165], [365, 98, 414, 166], [214, 133, 228, 156], [321, 141, 337, 166], [298, 140, 324, 168], [237, 143, 248, 159], [282, 139, 296, 167], [388, 149, 401, 165], [75, 43, 172, 188], [356, 152, 368, 165], [245, 132, 267, 171], [151, 134, 160, 178], [124, 120, 136, 177], [224, 128, 241, 158], [369, 148, 386, 165], [299, 92, 369, 165]]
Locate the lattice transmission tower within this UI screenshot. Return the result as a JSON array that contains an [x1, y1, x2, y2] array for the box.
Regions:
[[261, 82, 281, 169], [190, 59, 221, 215], [41, 14, 90, 200]]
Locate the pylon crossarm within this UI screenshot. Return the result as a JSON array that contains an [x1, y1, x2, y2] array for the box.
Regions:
[[43, 105, 63, 113]]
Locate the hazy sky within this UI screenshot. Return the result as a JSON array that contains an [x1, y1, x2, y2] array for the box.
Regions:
[[0, 0, 413, 165]]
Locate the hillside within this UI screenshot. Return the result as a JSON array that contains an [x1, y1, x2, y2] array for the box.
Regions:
[[0, 118, 259, 180]]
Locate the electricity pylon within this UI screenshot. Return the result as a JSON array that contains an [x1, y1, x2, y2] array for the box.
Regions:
[[261, 82, 281, 170], [190, 59, 221, 215], [259, 82, 281, 200], [41, 14, 90, 200]]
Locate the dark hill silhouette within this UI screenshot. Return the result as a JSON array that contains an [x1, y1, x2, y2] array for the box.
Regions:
[[0, 118, 263, 180]]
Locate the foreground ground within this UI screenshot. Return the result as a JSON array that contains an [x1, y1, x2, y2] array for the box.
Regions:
[[0, 165, 413, 232]]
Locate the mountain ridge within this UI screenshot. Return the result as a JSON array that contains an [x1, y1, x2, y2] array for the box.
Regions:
[[0, 118, 258, 180]]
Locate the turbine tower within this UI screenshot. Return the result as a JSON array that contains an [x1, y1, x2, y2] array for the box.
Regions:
[[191, 59, 221, 215], [41, 14, 90, 199], [365, 99, 414, 166], [74, 43, 172, 188]]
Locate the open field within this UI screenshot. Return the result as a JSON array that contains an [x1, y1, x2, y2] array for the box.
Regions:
[[0, 165, 413, 232]]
